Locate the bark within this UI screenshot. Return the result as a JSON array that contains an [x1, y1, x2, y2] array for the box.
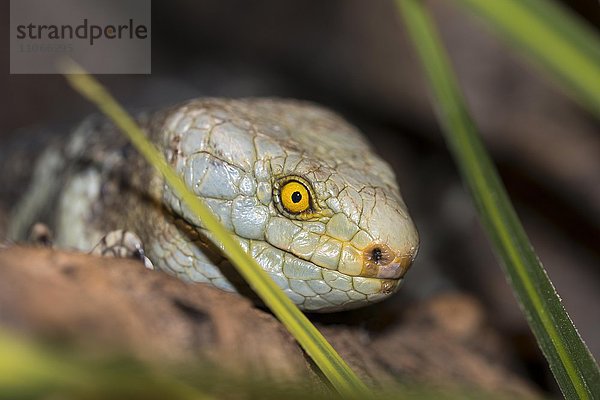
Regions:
[[0, 246, 539, 397]]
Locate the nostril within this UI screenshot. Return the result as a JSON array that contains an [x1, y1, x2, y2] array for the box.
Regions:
[[361, 243, 415, 279], [371, 247, 383, 263]]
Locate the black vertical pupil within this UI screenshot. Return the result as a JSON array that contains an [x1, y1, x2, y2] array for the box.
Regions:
[[291, 191, 302, 203]]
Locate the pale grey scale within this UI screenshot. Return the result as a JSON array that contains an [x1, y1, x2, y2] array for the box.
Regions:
[[307, 280, 333, 295], [347, 290, 367, 301], [231, 196, 270, 240], [323, 289, 351, 303], [253, 136, 288, 165], [289, 279, 317, 297], [268, 274, 289, 293], [304, 296, 335, 311], [323, 270, 353, 291], [283, 288, 306, 306], [209, 122, 257, 173]]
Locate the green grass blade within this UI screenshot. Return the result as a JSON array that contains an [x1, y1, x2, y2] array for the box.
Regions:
[[59, 60, 371, 399], [0, 330, 89, 389], [395, 1, 600, 399], [0, 330, 213, 400], [456, 0, 600, 117]]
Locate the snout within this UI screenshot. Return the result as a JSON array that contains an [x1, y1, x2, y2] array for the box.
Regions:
[[361, 243, 417, 279]]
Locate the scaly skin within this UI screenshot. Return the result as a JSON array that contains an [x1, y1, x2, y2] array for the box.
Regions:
[[11, 98, 419, 312]]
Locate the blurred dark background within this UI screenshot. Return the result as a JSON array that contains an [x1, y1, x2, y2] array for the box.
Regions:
[[1, 0, 599, 396]]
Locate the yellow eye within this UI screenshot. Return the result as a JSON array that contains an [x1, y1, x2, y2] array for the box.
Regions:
[[280, 180, 311, 214]]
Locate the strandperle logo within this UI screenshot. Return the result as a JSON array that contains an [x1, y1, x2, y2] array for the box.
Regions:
[[15, 19, 149, 46], [10, 0, 151, 74]]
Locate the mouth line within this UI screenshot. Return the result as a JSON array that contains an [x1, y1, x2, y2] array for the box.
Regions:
[[267, 241, 401, 283], [182, 205, 410, 284], [184, 216, 400, 284], [179, 217, 402, 304]]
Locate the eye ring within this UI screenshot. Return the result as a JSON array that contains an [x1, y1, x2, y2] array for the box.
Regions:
[[273, 176, 318, 217]]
